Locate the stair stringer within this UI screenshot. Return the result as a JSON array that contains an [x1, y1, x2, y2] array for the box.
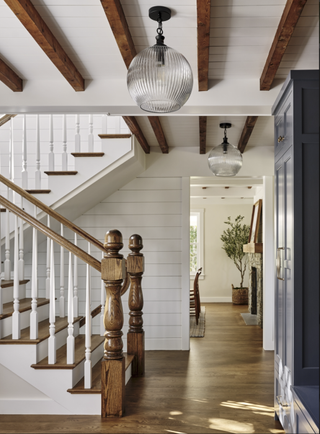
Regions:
[[0, 344, 102, 415]]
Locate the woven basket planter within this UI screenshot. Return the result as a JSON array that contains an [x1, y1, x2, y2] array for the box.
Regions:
[[232, 285, 248, 305]]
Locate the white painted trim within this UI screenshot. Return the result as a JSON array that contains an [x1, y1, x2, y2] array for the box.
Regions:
[[181, 177, 190, 351], [201, 297, 232, 303], [262, 176, 275, 350]]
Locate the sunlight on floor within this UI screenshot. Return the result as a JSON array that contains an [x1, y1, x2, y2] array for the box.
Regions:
[[169, 411, 183, 416], [208, 418, 255, 433], [165, 430, 186, 434], [220, 400, 275, 413], [269, 430, 284, 433]]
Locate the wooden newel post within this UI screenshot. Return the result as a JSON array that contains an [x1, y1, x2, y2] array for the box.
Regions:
[[127, 234, 145, 376], [101, 230, 125, 418]]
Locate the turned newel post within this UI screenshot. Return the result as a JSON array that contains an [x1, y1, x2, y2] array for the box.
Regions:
[[101, 230, 125, 417], [127, 234, 145, 376]]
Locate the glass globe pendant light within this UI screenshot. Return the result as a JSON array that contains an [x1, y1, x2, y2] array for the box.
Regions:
[[208, 123, 243, 177], [127, 6, 193, 113]]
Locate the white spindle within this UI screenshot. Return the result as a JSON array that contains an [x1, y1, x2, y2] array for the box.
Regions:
[[46, 215, 50, 299], [30, 205, 38, 339], [75, 115, 81, 152], [62, 115, 68, 171], [73, 233, 79, 317], [18, 197, 24, 280], [48, 240, 56, 364], [35, 115, 41, 189], [60, 224, 65, 317], [12, 215, 20, 339], [4, 195, 10, 280], [88, 114, 94, 152], [21, 114, 28, 189], [0, 206, 2, 316], [84, 242, 92, 389], [100, 250, 105, 336], [49, 114, 54, 171], [9, 118, 14, 200], [67, 252, 75, 364]]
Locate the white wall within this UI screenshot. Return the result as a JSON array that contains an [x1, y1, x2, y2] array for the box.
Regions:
[[190, 203, 253, 302]]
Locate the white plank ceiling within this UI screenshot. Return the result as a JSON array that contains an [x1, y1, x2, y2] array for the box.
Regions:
[[0, 0, 318, 198]]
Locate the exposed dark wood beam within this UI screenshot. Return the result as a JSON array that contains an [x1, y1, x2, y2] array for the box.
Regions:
[[197, 0, 211, 91], [101, 0, 168, 153], [147, 117, 168, 154], [0, 58, 22, 92], [260, 0, 307, 91], [199, 116, 207, 154], [4, 0, 84, 91], [100, 0, 136, 69], [122, 117, 150, 154], [238, 116, 258, 153], [0, 114, 17, 127]]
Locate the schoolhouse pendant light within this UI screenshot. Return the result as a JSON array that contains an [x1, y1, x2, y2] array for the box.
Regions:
[[208, 123, 243, 177], [127, 6, 193, 113]]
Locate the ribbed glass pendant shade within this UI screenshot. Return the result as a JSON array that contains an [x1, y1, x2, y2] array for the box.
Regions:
[[127, 45, 193, 113], [208, 140, 243, 177]]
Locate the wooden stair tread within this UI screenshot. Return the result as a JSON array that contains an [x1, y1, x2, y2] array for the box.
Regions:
[[71, 152, 104, 157], [98, 134, 131, 139], [0, 297, 48, 320], [0, 315, 82, 344], [1, 279, 29, 289], [44, 171, 78, 176], [31, 334, 104, 369], [0, 208, 6, 212], [67, 354, 135, 394], [25, 189, 51, 194]]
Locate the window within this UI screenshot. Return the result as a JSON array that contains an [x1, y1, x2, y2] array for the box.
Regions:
[[190, 209, 204, 277]]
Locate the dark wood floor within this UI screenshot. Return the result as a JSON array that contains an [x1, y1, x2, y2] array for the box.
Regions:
[[0, 303, 284, 433]]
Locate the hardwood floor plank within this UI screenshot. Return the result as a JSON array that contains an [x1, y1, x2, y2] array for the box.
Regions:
[[0, 303, 283, 433]]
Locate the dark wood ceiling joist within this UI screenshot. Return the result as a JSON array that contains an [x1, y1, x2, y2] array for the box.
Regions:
[[199, 116, 207, 154], [4, 0, 84, 91], [100, 0, 168, 154], [100, 0, 136, 69], [0, 114, 17, 127], [238, 116, 258, 153], [147, 117, 168, 154], [0, 58, 22, 92], [122, 117, 150, 154], [260, 0, 308, 91], [197, 0, 211, 92]]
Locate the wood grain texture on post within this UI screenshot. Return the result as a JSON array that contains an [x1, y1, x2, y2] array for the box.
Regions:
[[127, 234, 145, 376], [101, 230, 125, 360]]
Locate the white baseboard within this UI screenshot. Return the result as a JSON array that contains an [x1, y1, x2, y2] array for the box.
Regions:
[[201, 297, 232, 303]]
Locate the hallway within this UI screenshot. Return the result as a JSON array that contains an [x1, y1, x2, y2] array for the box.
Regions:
[[0, 303, 284, 433]]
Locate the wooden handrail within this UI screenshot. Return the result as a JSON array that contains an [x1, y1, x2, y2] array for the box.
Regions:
[[0, 174, 105, 252], [0, 195, 101, 272]]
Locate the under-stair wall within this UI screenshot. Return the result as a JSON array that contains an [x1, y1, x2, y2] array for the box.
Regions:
[[23, 177, 184, 350]]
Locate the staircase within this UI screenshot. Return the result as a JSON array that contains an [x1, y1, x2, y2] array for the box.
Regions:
[[0, 114, 146, 416]]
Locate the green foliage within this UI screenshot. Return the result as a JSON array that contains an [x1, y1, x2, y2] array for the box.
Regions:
[[220, 215, 250, 287], [190, 225, 198, 273]]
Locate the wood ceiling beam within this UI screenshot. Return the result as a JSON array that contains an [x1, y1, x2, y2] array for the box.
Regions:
[[197, 0, 211, 92], [238, 116, 258, 154], [0, 58, 22, 92], [260, 0, 307, 91], [100, 0, 136, 69], [147, 117, 168, 154], [0, 114, 17, 127], [199, 116, 207, 154], [101, 0, 168, 154], [4, 0, 84, 91], [122, 117, 150, 154]]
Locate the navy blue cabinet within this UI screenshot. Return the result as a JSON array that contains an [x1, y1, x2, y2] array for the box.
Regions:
[[272, 70, 319, 433]]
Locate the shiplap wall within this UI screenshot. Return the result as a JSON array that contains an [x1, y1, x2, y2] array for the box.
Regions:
[[24, 176, 183, 351]]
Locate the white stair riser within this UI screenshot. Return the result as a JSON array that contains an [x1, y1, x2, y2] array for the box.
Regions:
[[1, 304, 49, 338], [1, 283, 26, 304], [72, 341, 103, 387]]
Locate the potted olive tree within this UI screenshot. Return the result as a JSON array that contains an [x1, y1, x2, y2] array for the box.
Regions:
[[221, 215, 250, 304]]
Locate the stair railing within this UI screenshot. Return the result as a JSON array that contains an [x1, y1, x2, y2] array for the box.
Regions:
[[0, 175, 145, 405]]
